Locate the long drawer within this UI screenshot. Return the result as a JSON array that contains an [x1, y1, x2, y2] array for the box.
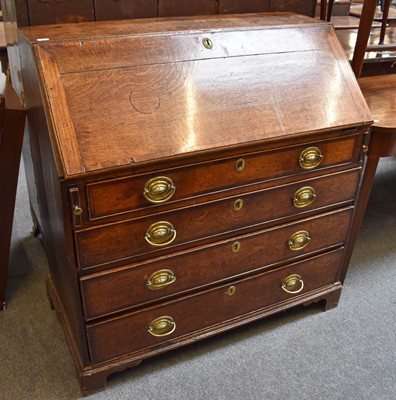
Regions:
[[80, 208, 352, 320], [86, 249, 343, 365], [86, 133, 360, 220], [75, 169, 359, 270]]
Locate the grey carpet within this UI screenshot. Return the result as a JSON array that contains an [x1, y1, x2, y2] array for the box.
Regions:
[[1, 158, 395, 400]]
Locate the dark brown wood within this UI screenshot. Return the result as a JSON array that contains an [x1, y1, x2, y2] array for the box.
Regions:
[[85, 134, 360, 221], [327, 0, 335, 21], [27, 0, 94, 25], [81, 208, 353, 320], [351, 0, 378, 78], [86, 249, 342, 365], [158, 0, 218, 16], [18, 15, 372, 394], [219, 0, 270, 14], [76, 169, 360, 271], [94, 0, 157, 21], [0, 73, 25, 310], [269, 0, 316, 17], [379, 0, 391, 43]]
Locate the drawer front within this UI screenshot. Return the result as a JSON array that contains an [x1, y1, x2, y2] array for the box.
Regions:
[[86, 134, 360, 220], [81, 208, 353, 320], [86, 249, 342, 365], [76, 169, 359, 270]]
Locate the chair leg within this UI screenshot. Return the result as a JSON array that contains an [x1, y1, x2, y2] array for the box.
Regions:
[[327, 0, 335, 22], [379, 0, 391, 44]]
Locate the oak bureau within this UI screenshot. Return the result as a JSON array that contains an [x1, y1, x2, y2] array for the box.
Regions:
[[19, 13, 372, 395]]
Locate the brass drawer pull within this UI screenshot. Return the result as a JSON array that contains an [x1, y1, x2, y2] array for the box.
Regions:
[[146, 269, 176, 290], [145, 221, 176, 247], [293, 186, 317, 208], [148, 316, 176, 337], [288, 230, 311, 251], [299, 146, 323, 170], [281, 274, 304, 294], [143, 176, 176, 204]]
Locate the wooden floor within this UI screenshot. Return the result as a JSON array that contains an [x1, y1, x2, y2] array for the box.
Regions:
[[336, 26, 396, 61]]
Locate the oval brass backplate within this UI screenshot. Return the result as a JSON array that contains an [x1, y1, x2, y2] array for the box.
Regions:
[[143, 176, 176, 204], [288, 230, 311, 251], [202, 38, 213, 49], [293, 186, 317, 208], [145, 221, 177, 247], [146, 269, 176, 290], [147, 316, 176, 337], [299, 146, 324, 170], [234, 199, 244, 212]]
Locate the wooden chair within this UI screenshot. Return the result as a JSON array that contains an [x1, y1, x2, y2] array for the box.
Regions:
[[0, 73, 25, 310], [341, 0, 396, 273]]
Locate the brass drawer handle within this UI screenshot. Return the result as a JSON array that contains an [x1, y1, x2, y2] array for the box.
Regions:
[[148, 316, 176, 337], [146, 269, 176, 290], [281, 274, 304, 294], [288, 230, 311, 251], [145, 221, 176, 247], [299, 146, 323, 170], [143, 176, 176, 204], [293, 186, 317, 208]]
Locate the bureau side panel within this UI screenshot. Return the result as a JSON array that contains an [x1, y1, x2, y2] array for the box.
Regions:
[[19, 35, 90, 366]]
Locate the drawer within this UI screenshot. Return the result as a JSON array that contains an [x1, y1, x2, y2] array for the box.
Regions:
[[76, 169, 360, 270], [86, 249, 343, 365], [86, 134, 360, 220], [80, 208, 353, 320]]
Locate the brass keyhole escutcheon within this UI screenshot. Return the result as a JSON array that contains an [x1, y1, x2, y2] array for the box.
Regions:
[[232, 241, 241, 253], [73, 205, 83, 216], [288, 230, 311, 251], [293, 186, 317, 208], [234, 199, 244, 212], [202, 38, 213, 49], [299, 146, 324, 170], [281, 274, 304, 294], [236, 158, 245, 172], [227, 286, 236, 296]]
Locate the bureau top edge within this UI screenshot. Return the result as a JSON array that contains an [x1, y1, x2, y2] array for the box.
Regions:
[[19, 12, 323, 44]]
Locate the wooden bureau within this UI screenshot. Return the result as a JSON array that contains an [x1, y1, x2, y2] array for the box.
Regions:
[[19, 13, 372, 395]]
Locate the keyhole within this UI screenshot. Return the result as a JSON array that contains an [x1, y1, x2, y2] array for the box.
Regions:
[[202, 38, 213, 49], [232, 241, 241, 253], [234, 199, 244, 212]]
